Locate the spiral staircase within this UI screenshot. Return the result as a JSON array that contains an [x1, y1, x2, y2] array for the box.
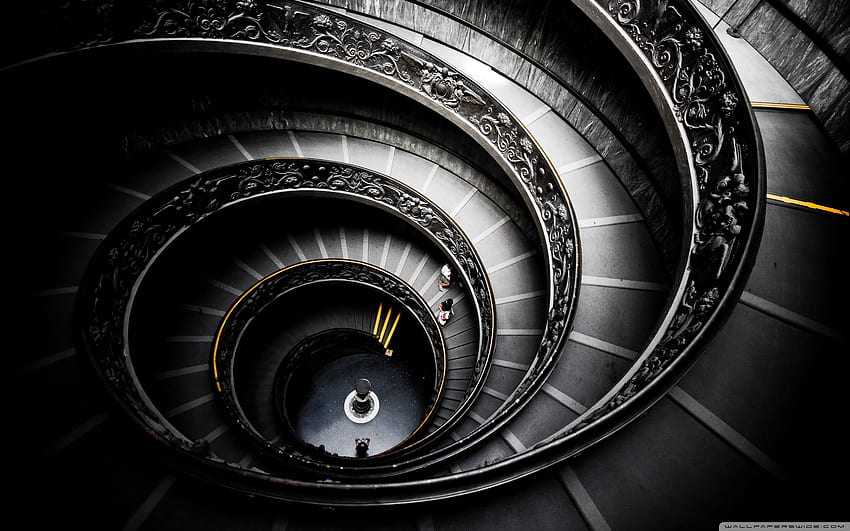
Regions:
[[5, 1, 848, 530]]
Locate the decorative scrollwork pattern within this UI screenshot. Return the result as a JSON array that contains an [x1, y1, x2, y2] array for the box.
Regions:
[[78, 158, 495, 458], [31, 1, 579, 436], [554, 0, 760, 438]]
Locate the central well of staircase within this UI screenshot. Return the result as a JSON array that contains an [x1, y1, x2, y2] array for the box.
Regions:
[[237, 281, 439, 458], [275, 327, 434, 457]]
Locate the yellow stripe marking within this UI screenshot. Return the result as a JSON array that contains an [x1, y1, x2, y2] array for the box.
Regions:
[[767, 193, 849, 216], [384, 313, 401, 348], [373, 303, 383, 336], [750, 101, 810, 110], [379, 307, 393, 342]]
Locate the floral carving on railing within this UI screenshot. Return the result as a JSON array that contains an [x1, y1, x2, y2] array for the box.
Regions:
[[135, 0, 287, 42], [31, 0, 578, 462], [555, 0, 760, 436], [607, 0, 752, 281], [78, 158, 495, 455], [135, 1, 416, 83]]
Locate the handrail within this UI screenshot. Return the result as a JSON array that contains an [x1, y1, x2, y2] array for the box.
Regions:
[[76, 158, 496, 463], [53, 0, 581, 470], [213, 259, 449, 465], [55, 0, 762, 505], [545, 0, 765, 443]]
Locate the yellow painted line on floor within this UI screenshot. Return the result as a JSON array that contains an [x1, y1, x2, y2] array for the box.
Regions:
[[373, 303, 383, 336], [379, 307, 393, 342], [750, 101, 810, 110], [767, 193, 849, 216], [384, 313, 401, 349]]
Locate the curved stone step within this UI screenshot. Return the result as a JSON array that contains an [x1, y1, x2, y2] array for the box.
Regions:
[[167, 127, 549, 428], [21, 117, 667, 477], [12, 0, 669, 504], [10, 0, 848, 526]]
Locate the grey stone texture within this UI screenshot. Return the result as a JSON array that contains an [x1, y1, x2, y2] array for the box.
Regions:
[[318, 0, 683, 274], [700, 0, 850, 161]]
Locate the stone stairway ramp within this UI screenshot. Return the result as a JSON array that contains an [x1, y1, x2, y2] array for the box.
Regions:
[[305, 12, 674, 466]]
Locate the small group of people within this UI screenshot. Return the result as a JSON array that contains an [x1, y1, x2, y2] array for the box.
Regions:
[[355, 437, 370, 456], [437, 263, 454, 326], [437, 297, 454, 326]]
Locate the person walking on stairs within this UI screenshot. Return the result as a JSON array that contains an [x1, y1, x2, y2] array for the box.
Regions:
[[437, 298, 454, 326], [438, 263, 452, 291]]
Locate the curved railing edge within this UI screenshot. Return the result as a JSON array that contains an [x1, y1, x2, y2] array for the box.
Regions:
[[40, 0, 580, 471], [37, 0, 764, 505], [74, 157, 497, 468], [213, 258, 450, 465]]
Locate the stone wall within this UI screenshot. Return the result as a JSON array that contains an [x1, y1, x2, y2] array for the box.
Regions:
[[317, 0, 683, 275], [699, 0, 850, 161]]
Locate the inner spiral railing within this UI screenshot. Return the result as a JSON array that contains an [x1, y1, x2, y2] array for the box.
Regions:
[[213, 258, 450, 468], [25, 0, 766, 504], [30, 0, 582, 462], [76, 159, 496, 461]]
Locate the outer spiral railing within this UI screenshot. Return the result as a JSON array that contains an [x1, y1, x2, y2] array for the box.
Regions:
[[76, 158, 495, 462], [14, 0, 765, 504], [21, 0, 581, 459]]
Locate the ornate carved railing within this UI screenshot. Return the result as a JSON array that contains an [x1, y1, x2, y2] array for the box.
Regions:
[[213, 259, 449, 466], [45, 0, 761, 504], [526, 0, 764, 443], [76, 158, 495, 461], [48, 0, 580, 468], [267, 0, 762, 486]]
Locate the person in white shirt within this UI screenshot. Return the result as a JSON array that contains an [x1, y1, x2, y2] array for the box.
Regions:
[[438, 263, 452, 291], [437, 298, 454, 326]]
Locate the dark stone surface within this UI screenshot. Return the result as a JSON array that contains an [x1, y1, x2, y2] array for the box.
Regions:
[[570, 284, 668, 352], [551, 339, 632, 410], [745, 203, 849, 330], [699, 0, 850, 160], [741, 4, 834, 95], [781, 0, 850, 67], [143, 475, 284, 531], [26, 233, 101, 292], [571, 397, 796, 530], [723, 0, 762, 29], [579, 223, 669, 282], [17, 293, 76, 363], [680, 303, 850, 501], [756, 109, 849, 209], [508, 390, 580, 444], [321, 0, 683, 272], [430, 471, 590, 531], [290, 351, 431, 456], [699, 0, 736, 17]]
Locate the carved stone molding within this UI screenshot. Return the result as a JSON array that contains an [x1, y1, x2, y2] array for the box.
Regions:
[[45, 0, 579, 466], [77, 158, 495, 457], [543, 0, 764, 443]]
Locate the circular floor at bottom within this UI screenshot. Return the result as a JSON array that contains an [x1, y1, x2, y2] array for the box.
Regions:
[[290, 352, 432, 457]]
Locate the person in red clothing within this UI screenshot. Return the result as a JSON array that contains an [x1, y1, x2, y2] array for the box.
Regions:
[[437, 298, 454, 326]]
